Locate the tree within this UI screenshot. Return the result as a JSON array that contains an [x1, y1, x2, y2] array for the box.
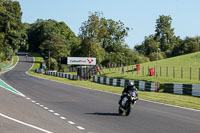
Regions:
[[143, 35, 160, 55], [78, 12, 129, 64], [0, 0, 23, 61], [154, 15, 176, 57], [19, 23, 30, 51], [39, 33, 68, 70], [180, 37, 199, 54], [46, 57, 58, 70], [134, 34, 162, 61], [135, 15, 184, 59], [28, 19, 77, 52], [0, 33, 5, 60]]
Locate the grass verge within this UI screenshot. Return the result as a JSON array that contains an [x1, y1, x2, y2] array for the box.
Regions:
[[1, 56, 18, 72], [0, 60, 10, 66], [27, 54, 200, 110]]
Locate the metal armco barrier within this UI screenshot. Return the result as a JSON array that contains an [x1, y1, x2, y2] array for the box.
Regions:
[[164, 83, 200, 97], [93, 76, 158, 92]]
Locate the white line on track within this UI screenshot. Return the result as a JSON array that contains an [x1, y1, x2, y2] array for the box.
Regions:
[[76, 126, 85, 130], [68, 121, 75, 125], [141, 99, 200, 112], [48, 110, 54, 113], [44, 107, 49, 110], [60, 117, 66, 120], [0, 113, 53, 133], [54, 113, 60, 116]]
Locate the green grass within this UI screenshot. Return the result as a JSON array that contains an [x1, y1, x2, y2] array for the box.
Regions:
[[13, 56, 18, 65], [0, 60, 11, 66], [1, 56, 18, 72], [28, 53, 44, 75], [99, 52, 200, 84], [28, 53, 200, 110]]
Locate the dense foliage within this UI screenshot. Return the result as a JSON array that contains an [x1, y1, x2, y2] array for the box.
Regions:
[[27, 19, 78, 70], [0, 0, 25, 61], [75, 12, 146, 65]]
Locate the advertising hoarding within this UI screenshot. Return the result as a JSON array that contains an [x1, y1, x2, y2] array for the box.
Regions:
[[67, 57, 96, 65]]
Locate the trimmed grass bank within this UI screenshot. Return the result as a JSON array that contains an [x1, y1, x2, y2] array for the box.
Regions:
[[98, 52, 200, 85], [0, 56, 18, 72]]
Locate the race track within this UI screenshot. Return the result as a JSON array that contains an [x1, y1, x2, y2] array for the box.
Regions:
[[0, 54, 200, 133]]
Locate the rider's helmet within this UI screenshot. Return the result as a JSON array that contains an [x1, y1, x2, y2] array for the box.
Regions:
[[128, 81, 134, 87]]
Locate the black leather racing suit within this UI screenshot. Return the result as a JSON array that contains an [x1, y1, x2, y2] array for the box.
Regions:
[[119, 85, 138, 105]]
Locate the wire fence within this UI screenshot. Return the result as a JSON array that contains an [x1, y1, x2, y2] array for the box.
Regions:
[[61, 64, 200, 81], [100, 64, 200, 81]]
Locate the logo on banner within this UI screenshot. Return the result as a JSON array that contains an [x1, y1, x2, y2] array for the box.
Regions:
[[87, 59, 94, 64]]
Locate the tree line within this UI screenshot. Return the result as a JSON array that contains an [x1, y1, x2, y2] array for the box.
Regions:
[[134, 15, 200, 61], [26, 12, 147, 70], [0, 0, 199, 70]]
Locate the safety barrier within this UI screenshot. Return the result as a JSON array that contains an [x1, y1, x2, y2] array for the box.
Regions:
[[93, 76, 158, 92], [45, 71, 78, 80], [44, 73, 200, 97], [164, 83, 200, 97]]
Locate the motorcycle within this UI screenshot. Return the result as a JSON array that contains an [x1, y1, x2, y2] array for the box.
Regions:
[[118, 90, 137, 116]]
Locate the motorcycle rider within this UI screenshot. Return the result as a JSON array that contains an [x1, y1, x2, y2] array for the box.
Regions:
[[119, 81, 138, 105]]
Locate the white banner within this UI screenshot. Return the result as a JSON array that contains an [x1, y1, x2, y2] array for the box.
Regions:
[[67, 57, 96, 65]]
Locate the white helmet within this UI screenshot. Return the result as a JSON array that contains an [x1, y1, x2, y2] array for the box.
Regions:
[[128, 81, 134, 87]]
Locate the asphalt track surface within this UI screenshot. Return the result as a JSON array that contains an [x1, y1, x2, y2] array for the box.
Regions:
[[1, 55, 200, 133]]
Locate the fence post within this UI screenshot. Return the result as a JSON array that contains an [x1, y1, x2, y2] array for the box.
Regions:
[[87, 67, 89, 80], [199, 68, 200, 81], [173, 67, 175, 78], [143, 66, 144, 76], [166, 67, 168, 77], [127, 65, 128, 74], [181, 67, 183, 79], [190, 67, 192, 80], [132, 66, 133, 75], [160, 67, 162, 77]]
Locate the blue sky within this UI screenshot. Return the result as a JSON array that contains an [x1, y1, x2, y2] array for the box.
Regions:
[[17, 0, 200, 48]]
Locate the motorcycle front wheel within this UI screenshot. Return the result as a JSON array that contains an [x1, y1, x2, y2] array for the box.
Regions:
[[118, 106, 123, 115], [125, 102, 131, 116]]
